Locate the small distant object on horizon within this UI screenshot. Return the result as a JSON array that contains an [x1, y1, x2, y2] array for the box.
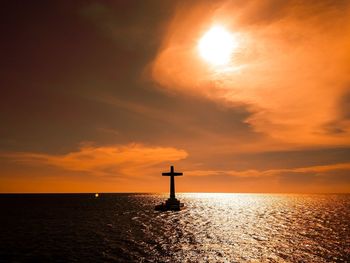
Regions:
[[95, 193, 99, 198]]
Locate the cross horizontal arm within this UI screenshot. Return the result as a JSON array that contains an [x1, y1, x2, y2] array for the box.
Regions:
[[162, 172, 183, 176]]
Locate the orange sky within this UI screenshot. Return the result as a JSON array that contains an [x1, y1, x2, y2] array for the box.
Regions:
[[1, 0, 350, 193]]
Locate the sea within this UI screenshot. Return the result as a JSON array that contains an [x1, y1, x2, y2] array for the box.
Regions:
[[0, 193, 349, 262]]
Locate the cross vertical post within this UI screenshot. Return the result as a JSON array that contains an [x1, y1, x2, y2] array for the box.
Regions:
[[162, 165, 183, 200], [170, 171, 175, 199]]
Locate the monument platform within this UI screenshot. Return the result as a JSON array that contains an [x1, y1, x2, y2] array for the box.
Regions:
[[155, 198, 184, 211]]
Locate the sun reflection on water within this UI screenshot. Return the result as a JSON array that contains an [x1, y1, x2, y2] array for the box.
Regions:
[[143, 193, 349, 262]]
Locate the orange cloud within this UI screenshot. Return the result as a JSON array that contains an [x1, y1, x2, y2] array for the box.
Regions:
[[2, 144, 188, 177], [150, 1, 350, 147], [186, 162, 350, 178]]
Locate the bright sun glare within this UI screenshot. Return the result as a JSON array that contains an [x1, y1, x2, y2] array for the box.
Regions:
[[198, 26, 237, 66]]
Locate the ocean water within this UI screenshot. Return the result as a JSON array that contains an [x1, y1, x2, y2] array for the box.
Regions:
[[0, 193, 349, 262]]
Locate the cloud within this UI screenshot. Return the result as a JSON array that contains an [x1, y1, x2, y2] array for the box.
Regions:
[[150, 0, 350, 147], [186, 162, 350, 181], [80, 1, 176, 49], [185, 161, 350, 192], [1, 143, 188, 177]]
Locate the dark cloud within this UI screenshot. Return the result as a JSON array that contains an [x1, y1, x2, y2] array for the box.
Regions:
[[0, 0, 178, 153], [320, 89, 350, 134], [340, 90, 350, 120], [190, 147, 350, 171], [241, 147, 350, 170]]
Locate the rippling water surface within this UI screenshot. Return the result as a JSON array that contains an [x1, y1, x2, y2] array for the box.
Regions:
[[0, 193, 349, 262]]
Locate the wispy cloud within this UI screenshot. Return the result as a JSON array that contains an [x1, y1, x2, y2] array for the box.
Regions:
[[186, 162, 350, 178], [1, 144, 188, 177]]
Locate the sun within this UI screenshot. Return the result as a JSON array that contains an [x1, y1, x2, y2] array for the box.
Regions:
[[198, 25, 237, 66]]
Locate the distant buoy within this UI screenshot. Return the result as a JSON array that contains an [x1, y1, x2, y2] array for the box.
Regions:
[[95, 193, 99, 198]]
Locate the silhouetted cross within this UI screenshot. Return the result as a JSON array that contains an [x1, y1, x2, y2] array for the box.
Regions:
[[162, 166, 183, 199]]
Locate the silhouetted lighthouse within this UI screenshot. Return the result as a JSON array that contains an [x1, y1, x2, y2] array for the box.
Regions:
[[155, 166, 184, 211]]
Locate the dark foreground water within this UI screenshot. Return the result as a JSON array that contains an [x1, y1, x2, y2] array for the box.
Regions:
[[0, 194, 349, 262]]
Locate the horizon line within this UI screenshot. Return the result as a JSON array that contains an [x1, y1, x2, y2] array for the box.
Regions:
[[0, 192, 349, 195]]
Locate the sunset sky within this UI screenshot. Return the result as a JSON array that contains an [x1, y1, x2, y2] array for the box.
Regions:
[[1, 0, 350, 193]]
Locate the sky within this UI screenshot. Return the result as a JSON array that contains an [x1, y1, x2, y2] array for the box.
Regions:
[[1, 0, 350, 193]]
